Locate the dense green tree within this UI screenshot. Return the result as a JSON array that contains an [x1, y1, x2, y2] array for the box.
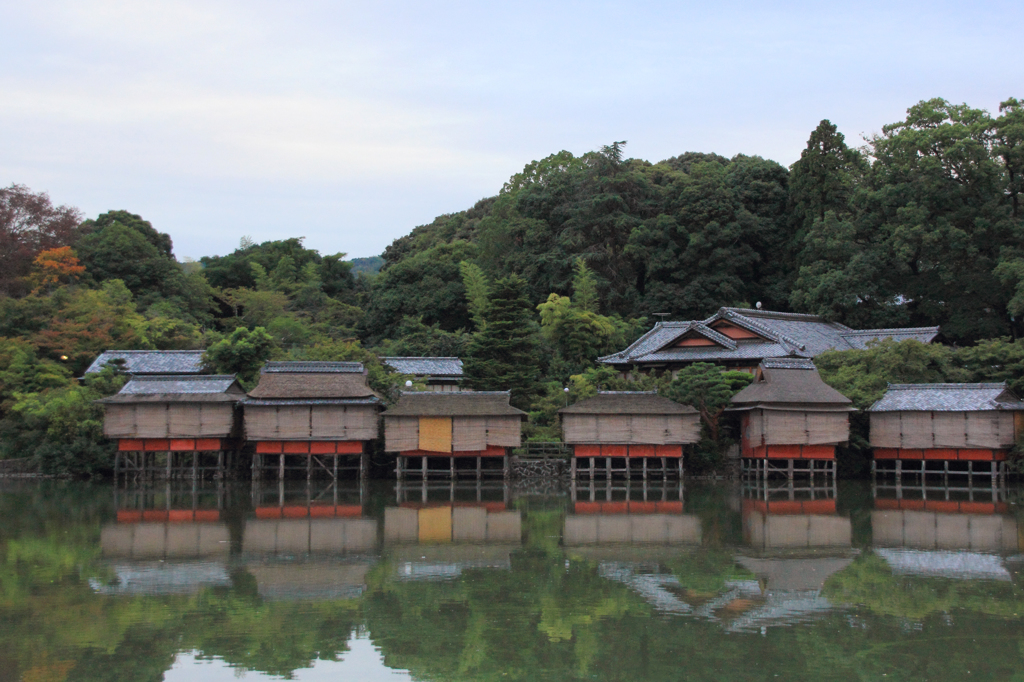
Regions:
[[75, 221, 185, 304], [664, 363, 752, 443], [463, 274, 541, 409], [363, 241, 479, 340], [202, 326, 276, 387]]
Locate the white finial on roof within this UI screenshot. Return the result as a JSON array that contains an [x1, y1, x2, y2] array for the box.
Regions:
[[756, 301, 762, 309]]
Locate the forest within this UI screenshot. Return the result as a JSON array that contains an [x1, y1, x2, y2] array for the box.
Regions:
[[2, 96, 1024, 475]]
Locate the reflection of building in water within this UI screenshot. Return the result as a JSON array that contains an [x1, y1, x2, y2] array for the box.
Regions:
[[742, 479, 850, 550], [871, 483, 1020, 580], [99, 482, 233, 595], [243, 483, 379, 600], [559, 391, 699, 480], [565, 480, 697, 545], [382, 501, 522, 581], [384, 505, 521, 545], [728, 479, 855, 631]]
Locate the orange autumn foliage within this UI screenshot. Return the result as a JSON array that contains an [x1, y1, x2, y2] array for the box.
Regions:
[[28, 247, 85, 291]]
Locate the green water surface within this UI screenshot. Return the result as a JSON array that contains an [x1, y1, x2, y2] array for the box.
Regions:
[[1, 477, 1023, 681]]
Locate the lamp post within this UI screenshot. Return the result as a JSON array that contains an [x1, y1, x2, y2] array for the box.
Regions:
[[563, 386, 569, 406]]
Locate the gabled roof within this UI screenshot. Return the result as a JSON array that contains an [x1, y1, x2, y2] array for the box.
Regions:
[[868, 383, 1024, 412], [383, 391, 525, 418], [98, 375, 245, 403], [85, 350, 206, 375], [730, 358, 853, 410], [599, 307, 940, 366], [245, 361, 381, 403], [559, 391, 697, 415], [383, 357, 463, 378], [262, 361, 364, 373]]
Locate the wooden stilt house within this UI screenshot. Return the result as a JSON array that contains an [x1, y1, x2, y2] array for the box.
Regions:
[[242, 361, 383, 480], [559, 391, 700, 479], [98, 375, 245, 480], [729, 358, 854, 478], [868, 383, 1024, 480], [383, 391, 525, 479]]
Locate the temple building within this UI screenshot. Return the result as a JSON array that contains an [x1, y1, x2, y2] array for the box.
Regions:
[[729, 358, 855, 478], [99, 374, 245, 480], [383, 391, 525, 479], [868, 382, 1024, 480], [382, 356, 464, 391], [85, 350, 206, 376], [242, 361, 383, 480], [599, 307, 939, 376], [559, 391, 700, 479]]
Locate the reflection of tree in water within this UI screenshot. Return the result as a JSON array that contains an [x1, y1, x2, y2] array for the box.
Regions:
[[6, 485, 1024, 681]]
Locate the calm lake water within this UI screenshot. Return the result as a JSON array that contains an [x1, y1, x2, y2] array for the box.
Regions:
[[2, 475, 1024, 681]]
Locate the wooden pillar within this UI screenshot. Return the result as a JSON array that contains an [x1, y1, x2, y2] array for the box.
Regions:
[[787, 459, 794, 481], [279, 453, 285, 481], [306, 452, 312, 482], [114, 451, 121, 482], [661, 456, 667, 480], [166, 451, 172, 480], [450, 456, 455, 480], [477, 456, 482, 479], [678, 457, 684, 479], [605, 457, 611, 480], [192, 451, 198, 481], [643, 457, 648, 481], [503, 454, 510, 480], [396, 455, 404, 481], [422, 455, 428, 479], [217, 451, 224, 480]]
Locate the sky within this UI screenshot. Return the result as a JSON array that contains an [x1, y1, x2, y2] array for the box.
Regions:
[[1, 0, 1021, 260]]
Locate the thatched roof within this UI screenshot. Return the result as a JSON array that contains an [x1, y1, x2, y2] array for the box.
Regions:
[[729, 358, 853, 411], [246, 362, 382, 403], [869, 383, 1024, 412], [559, 391, 696, 415], [97, 375, 245, 403], [383, 391, 525, 418], [85, 350, 206, 375]]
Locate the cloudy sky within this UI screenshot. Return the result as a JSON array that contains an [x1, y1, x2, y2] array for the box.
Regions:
[[1, 0, 1020, 260]]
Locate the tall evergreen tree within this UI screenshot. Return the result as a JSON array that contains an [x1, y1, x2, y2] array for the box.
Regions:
[[463, 274, 540, 409]]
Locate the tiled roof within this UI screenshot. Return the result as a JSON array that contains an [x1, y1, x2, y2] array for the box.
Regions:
[[760, 358, 816, 370], [600, 307, 940, 366], [383, 357, 463, 377], [98, 375, 244, 403], [383, 391, 525, 417], [262, 361, 364, 373], [559, 391, 696, 415], [84, 350, 206, 375], [868, 383, 1024, 412]]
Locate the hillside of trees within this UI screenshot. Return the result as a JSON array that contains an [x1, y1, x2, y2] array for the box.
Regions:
[[2, 96, 1024, 475]]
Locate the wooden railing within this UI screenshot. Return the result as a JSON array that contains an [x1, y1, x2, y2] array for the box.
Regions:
[[514, 442, 570, 460]]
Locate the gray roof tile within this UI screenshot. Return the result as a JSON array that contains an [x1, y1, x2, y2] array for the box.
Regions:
[[600, 307, 940, 367], [869, 383, 1024, 412], [383, 357, 463, 377], [98, 375, 245, 403], [85, 350, 206, 375]]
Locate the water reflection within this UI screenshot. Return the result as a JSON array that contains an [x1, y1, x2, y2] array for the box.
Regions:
[[872, 481, 1019, 582], [3, 477, 1024, 681]]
